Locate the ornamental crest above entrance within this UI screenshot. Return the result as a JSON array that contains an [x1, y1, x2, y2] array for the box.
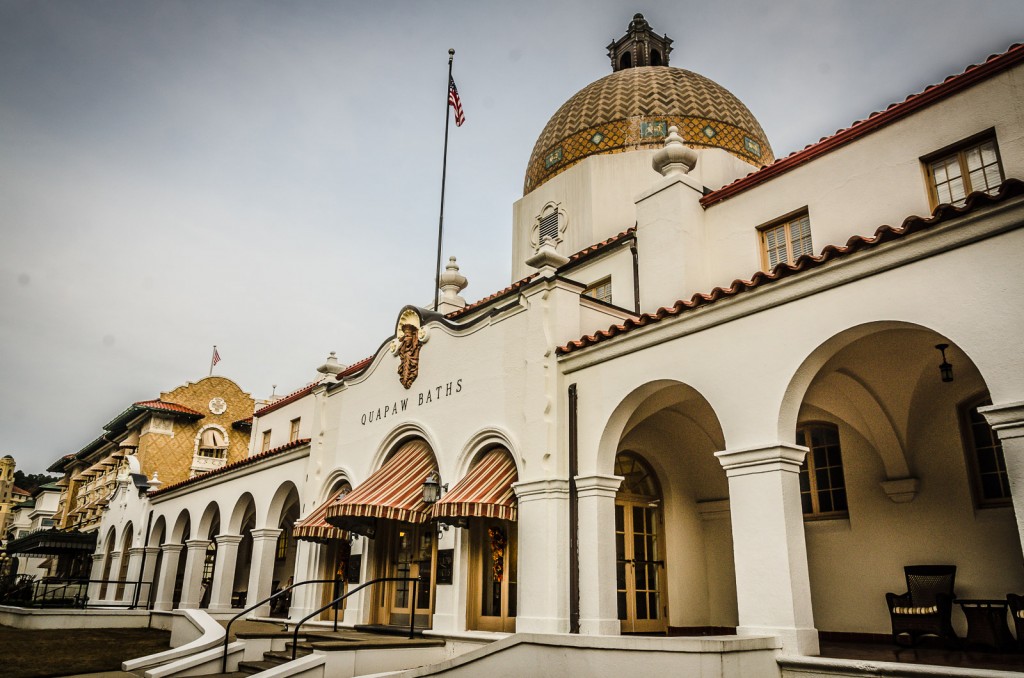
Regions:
[[390, 307, 430, 389]]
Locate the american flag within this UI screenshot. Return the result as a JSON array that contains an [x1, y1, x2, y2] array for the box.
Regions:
[[448, 76, 465, 127], [211, 346, 221, 366]]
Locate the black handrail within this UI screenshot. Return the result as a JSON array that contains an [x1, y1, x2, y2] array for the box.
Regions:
[[6, 577, 152, 609], [290, 576, 419, 660], [221, 578, 340, 673]]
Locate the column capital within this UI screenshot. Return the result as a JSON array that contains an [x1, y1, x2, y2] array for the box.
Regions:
[[184, 539, 211, 551], [979, 400, 1024, 440], [127, 547, 146, 557], [513, 478, 570, 502], [92, 553, 106, 563], [160, 543, 185, 555], [715, 443, 807, 477], [109, 550, 122, 559], [575, 474, 623, 499], [143, 546, 161, 556], [250, 527, 283, 541], [215, 533, 244, 546]]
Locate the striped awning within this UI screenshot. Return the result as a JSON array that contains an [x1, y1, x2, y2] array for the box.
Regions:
[[325, 440, 437, 536], [431, 448, 518, 522], [293, 487, 350, 543]]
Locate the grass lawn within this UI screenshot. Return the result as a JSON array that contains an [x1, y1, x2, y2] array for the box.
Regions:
[[0, 625, 171, 678]]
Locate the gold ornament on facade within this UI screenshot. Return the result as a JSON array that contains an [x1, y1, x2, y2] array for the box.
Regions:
[[390, 309, 430, 389]]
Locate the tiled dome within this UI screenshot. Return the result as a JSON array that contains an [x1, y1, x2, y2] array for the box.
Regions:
[[524, 66, 774, 194]]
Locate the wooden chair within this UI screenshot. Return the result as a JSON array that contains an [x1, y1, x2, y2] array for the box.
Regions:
[[885, 565, 957, 646], [1008, 594, 1024, 649]]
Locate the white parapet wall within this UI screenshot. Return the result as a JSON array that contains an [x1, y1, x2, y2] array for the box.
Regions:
[[363, 633, 781, 678], [123, 609, 225, 674], [0, 605, 152, 630]]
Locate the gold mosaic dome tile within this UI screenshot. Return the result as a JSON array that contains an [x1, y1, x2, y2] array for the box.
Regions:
[[524, 66, 774, 194]]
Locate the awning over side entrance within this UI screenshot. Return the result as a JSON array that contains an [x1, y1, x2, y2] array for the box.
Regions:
[[5, 528, 98, 556], [431, 448, 518, 522], [325, 439, 437, 537], [293, 488, 350, 543]]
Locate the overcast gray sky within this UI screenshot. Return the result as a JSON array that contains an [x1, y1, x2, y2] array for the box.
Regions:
[[2, 1, 1023, 474]]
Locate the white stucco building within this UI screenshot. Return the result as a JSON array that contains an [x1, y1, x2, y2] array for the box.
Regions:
[[28, 14, 1024, 673]]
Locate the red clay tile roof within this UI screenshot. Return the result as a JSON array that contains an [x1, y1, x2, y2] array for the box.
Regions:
[[334, 355, 374, 381], [133, 400, 204, 417], [148, 438, 311, 497], [12, 486, 30, 496], [253, 379, 325, 417], [559, 180, 1023, 355], [445, 227, 637, 321], [701, 43, 1024, 208]]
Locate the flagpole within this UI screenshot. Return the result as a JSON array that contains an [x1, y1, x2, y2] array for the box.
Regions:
[[209, 345, 217, 377], [433, 48, 455, 312]]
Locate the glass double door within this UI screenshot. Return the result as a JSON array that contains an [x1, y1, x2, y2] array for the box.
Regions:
[[471, 519, 517, 632], [615, 498, 665, 633], [383, 523, 434, 628]]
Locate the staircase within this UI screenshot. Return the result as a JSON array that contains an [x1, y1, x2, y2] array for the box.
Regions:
[[197, 627, 446, 678]]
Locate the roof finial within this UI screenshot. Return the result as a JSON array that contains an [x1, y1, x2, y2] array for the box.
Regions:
[[652, 126, 697, 176]]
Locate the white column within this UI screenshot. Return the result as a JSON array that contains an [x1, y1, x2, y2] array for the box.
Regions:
[[122, 547, 146, 606], [139, 546, 161, 607], [288, 539, 323, 621], [152, 544, 184, 611], [245, 528, 283, 616], [86, 553, 106, 605], [979, 401, 1024, 549], [209, 534, 243, 612], [576, 474, 623, 635], [715, 443, 819, 655], [101, 551, 121, 603], [178, 539, 210, 609], [512, 479, 569, 634]]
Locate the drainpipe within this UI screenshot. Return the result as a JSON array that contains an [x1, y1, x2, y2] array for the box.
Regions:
[[630, 239, 641, 314], [568, 384, 580, 634]]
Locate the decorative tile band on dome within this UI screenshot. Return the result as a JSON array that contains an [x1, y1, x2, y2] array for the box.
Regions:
[[524, 66, 773, 194], [524, 114, 772, 193]]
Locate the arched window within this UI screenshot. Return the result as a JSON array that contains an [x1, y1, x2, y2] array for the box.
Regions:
[[619, 52, 632, 69], [650, 49, 662, 66], [199, 428, 228, 459]]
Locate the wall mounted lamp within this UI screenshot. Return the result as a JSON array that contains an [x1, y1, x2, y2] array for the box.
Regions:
[[935, 343, 954, 383]]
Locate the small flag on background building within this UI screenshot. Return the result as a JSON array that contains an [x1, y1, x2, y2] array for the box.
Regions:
[[212, 346, 221, 366], [449, 76, 465, 127]]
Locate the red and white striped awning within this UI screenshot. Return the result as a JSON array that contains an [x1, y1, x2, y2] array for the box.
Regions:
[[293, 487, 350, 543], [326, 440, 437, 532], [431, 448, 518, 522]]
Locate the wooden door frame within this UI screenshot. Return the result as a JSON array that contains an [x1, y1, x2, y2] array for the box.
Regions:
[[616, 493, 667, 633], [374, 522, 436, 628], [467, 519, 517, 633]]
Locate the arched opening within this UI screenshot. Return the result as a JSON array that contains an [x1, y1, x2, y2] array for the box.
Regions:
[[602, 380, 735, 635], [115, 522, 134, 601], [147, 516, 166, 608], [170, 512, 191, 608], [784, 324, 1023, 638], [619, 51, 632, 69], [327, 437, 440, 629], [98, 526, 117, 600], [313, 478, 353, 621], [229, 494, 257, 609], [650, 49, 662, 66], [199, 510, 220, 609], [269, 486, 300, 618]]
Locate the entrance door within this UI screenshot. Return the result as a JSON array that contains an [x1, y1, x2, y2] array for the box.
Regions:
[[384, 524, 434, 628], [614, 451, 666, 633], [470, 519, 517, 632]]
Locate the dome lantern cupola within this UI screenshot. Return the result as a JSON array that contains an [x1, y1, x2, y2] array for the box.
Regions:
[[607, 13, 673, 71]]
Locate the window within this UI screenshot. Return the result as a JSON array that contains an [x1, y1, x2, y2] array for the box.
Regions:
[[960, 396, 1011, 507], [289, 418, 301, 442], [583, 276, 612, 304], [797, 424, 848, 518], [925, 133, 1003, 207], [198, 428, 228, 459], [261, 430, 272, 453], [760, 211, 813, 270]]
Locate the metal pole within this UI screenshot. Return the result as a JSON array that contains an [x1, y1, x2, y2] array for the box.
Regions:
[[409, 578, 418, 639], [569, 383, 580, 634], [433, 49, 455, 312]]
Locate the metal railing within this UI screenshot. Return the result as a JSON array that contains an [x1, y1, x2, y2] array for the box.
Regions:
[[0, 576, 153, 609], [290, 576, 419, 660], [221, 578, 342, 673]]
